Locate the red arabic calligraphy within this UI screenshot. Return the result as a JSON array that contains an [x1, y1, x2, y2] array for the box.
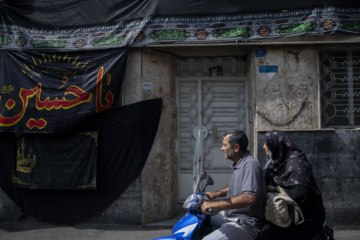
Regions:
[[96, 66, 113, 113], [0, 83, 93, 127], [27, 118, 47, 129]]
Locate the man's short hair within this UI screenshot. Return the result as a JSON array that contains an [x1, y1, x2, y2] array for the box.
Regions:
[[223, 130, 248, 151]]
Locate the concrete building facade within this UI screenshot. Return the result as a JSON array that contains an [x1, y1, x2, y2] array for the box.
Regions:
[[1, 35, 359, 228], [107, 35, 360, 226]]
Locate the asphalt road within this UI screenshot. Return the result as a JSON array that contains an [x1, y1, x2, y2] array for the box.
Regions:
[[1, 222, 360, 240], [0, 223, 172, 240]]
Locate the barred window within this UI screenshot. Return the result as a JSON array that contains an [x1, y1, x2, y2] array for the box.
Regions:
[[319, 48, 360, 128]]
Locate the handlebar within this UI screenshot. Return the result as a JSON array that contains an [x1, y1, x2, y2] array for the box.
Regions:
[[207, 208, 215, 214], [192, 200, 218, 216], [201, 194, 211, 202]]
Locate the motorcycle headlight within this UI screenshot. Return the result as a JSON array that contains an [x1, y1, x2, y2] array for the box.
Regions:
[[183, 194, 195, 209]]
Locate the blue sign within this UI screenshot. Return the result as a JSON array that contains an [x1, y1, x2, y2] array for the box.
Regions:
[[255, 49, 266, 58], [259, 66, 278, 72]]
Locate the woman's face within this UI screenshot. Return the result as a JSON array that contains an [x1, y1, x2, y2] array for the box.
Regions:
[[263, 143, 270, 156]]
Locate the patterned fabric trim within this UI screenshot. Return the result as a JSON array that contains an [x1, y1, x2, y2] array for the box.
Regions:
[[1, 7, 360, 50]]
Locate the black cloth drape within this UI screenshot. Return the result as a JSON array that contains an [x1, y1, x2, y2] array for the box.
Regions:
[[1, 0, 360, 28], [0, 98, 163, 225], [13, 132, 98, 190]]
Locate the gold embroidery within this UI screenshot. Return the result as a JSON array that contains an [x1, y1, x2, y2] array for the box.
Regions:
[[16, 137, 36, 173]]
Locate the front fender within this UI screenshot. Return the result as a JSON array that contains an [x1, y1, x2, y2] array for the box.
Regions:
[[172, 212, 200, 240]]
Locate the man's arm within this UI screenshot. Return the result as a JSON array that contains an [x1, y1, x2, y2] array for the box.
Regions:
[[206, 187, 228, 200], [201, 193, 256, 214]]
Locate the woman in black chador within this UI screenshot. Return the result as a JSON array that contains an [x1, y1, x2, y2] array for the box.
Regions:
[[260, 130, 325, 240]]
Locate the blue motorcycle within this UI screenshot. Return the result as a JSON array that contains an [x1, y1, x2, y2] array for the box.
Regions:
[[153, 172, 215, 240], [153, 128, 216, 240]]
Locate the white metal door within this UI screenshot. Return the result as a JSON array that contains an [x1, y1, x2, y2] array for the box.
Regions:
[[177, 77, 248, 201]]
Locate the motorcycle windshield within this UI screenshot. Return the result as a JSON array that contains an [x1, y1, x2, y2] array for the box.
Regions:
[[192, 128, 204, 201]]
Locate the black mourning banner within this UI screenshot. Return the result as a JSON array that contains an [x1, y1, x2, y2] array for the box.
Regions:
[[13, 132, 97, 190], [0, 98, 163, 225], [0, 48, 129, 132]]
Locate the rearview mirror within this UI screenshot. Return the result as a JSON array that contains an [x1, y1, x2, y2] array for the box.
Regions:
[[201, 171, 208, 180], [206, 175, 214, 186]]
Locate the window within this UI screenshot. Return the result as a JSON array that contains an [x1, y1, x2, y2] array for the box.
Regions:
[[319, 48, 360, 127]]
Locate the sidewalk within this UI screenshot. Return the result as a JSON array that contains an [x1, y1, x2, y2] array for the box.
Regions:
[[0, 215, 359, 240]]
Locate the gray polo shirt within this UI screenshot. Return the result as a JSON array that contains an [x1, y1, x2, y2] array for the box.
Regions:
[[225, 151, 266, 228]]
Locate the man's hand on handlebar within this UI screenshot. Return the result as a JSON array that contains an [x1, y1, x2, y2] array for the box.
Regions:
[[201, 200, 217, 215], [205, 191, 217, 200]]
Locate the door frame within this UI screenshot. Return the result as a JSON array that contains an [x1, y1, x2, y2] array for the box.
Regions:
[[176, 76, 249, 202]]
